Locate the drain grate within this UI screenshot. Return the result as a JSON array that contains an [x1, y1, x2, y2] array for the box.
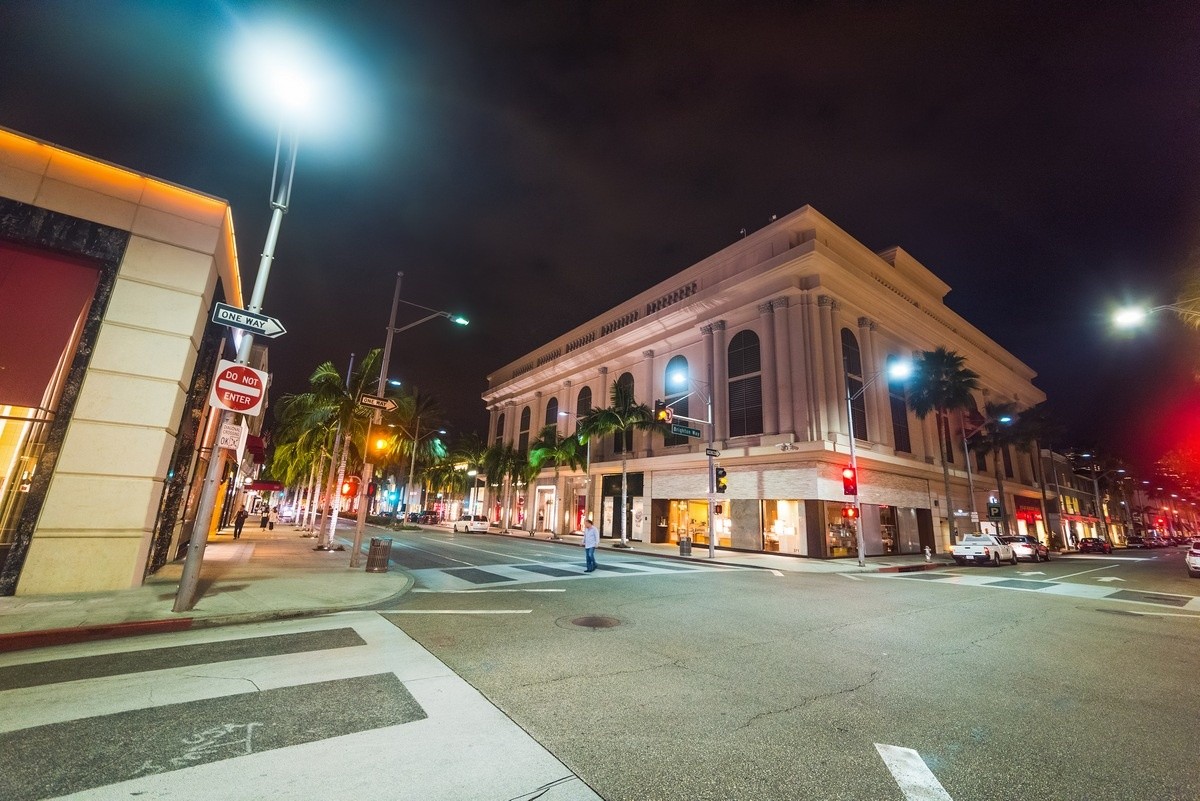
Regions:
[[571, 615, 621, 629]]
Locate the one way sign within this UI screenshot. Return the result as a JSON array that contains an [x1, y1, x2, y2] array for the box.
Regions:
[[211, 302, 287, 338]]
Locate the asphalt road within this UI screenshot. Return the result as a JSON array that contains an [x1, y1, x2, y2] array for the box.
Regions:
[[380, 530, 1200, 800]]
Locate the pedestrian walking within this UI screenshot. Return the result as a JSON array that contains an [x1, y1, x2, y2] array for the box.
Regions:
[[233, 507, 248, 540], [259, 508, 269, 529], [582, 516, 599, 572], [268, 507, 279, 531]]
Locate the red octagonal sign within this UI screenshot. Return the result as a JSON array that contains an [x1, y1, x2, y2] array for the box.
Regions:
[[208, 359, 268, 417]]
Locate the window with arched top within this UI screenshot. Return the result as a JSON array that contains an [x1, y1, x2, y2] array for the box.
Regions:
[[841, 329, 866, 441], [518, 406, 531, 453], [727, 330, 763, 437], [494, 413, 505, 446], [576, 386, 592, 422], [544, 397, 559, 428], [664, 355, 690, 446], [886, 354, 912, 453], [614, 372, 635, 453]]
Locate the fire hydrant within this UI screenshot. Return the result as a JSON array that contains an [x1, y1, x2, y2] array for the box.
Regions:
[[924, 546, 932, 563]]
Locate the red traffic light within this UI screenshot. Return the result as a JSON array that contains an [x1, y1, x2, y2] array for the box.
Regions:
[[841, 466, 857, 495], [340, 476, 360, 497], [840, 505, 858, 520]]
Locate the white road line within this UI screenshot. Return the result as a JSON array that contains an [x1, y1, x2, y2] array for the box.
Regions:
[[377, 609, 533, 614], [1054, 564, 1117, 581], [769, 569, 784, 577], [436, 540, 541, 559], [838, 573, 863, 581], [875, 743, 954, 801], [411, 589, 566, 593]]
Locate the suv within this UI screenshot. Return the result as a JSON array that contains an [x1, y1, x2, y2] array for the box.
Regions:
[[1187, 541, 1200, 578], [453, 515, 490, 533], [1078, 537, 1113, 554], [1002, 535, 1050, 562]]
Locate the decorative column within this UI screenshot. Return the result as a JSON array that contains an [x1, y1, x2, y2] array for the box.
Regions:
[[772, 297, 794, 436], [757, 302, 779, 435], [640, 349, 655, 455], [559, 380, 572, 436], [701, 323, 716, 438], [712, 321, 728, 442], [858, 316, 885, 445], [817, 296, 841, 441], [799, 294, 820, 440]]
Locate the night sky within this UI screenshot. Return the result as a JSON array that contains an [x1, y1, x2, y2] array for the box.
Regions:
[[4, 1, 1200, 473]]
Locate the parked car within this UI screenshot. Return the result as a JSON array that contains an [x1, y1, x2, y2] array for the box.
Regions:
[[1002, 535, 1050, 562], [452, 515, 490, 533], [951, 535, 1017, 566], [1077, 537, 1113, 554], [1147, 535, 1170, 548], [1186, 541, 1200, 578], [1125, 535, 1147, 549]]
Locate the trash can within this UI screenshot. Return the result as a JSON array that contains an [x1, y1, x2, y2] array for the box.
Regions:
[[365, 537, 393, 573], [679, 536, 692, 556]]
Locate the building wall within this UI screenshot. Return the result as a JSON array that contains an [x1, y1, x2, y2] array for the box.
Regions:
[[483, 206, 1045, 555], [0, 128, 240, 594]]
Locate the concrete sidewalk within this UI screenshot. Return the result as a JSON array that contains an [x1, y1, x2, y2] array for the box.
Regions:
[[0, 523, 410, 652], [0, 518, 952, 653]]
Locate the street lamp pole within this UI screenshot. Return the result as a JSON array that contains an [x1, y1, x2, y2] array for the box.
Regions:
[[173, 131, 297, 613]]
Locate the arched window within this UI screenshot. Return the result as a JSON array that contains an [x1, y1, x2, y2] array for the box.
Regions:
[[664, 355, 690, 446], [576, 386, 592, 422], [887, 354, 911, 453], [544, 397, 559, 428], [518, 406, 531, 453], [727, 331, 763, 437], [841, 329, 866, 441], [494, 413, 505, 447], [614, 372, 635, 453]]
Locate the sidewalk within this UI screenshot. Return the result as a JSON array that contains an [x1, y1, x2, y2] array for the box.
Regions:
[[0, 523, 411, 652], [0, 520, 950, 653]]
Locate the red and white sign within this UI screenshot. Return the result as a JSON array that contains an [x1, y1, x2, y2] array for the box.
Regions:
[[208, 359, 268, 416]]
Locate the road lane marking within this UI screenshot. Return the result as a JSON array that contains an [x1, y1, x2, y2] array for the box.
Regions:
[[1054, 564, 1117, 581], [437, 540, 543, 559], [411, 589, 566, 593], [376, 609, 533, 614], [875, 743, 954, 801], [838, 574, 863, 581], [769, 569, 784, 576]]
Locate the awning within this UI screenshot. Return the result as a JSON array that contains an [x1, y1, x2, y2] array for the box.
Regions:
[[246, 435, 266, 464], [246, 480, 283, 491]]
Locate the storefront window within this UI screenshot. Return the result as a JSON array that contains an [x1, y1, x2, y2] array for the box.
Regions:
[[825, 501, 857, 558], [762, 500, 805, 554], [667, 499, 730, 547], [879, 505, 898, 554]]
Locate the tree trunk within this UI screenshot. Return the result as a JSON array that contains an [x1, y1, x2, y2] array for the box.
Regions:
[[936, 410, 957, 544], [993, 447, 1010, 538], [619, 452, 629, 546]]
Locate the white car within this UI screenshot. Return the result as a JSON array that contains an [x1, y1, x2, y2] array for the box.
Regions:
[[1186, 541, 1200, 578], [453, 515, 490, 533]]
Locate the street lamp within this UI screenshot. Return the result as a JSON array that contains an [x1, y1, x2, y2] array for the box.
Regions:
[[845, 360, 912, 567], [960, 411, 1013, 536], [667, 365, 718, 558], [174, 30, 330, 612], [1113, 301, 1200, 329], [349, 271, 466, 566]]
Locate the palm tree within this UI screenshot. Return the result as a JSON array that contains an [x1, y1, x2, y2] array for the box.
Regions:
[[482, 442, 523, 531], [907, 347, 980, 544], [968, 400, 1021, 537], [578, 380, 662, 547], [529, 424, 586, 539], [1011, 401, 1063, 547], [275, 350, 381, 548]]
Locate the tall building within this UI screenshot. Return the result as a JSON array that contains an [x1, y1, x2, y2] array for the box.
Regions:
[[0, 128, 245, 594], [483, 206, 1046, 558]]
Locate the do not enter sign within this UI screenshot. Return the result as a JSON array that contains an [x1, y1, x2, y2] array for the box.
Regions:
[[208, 359, 268, 417]]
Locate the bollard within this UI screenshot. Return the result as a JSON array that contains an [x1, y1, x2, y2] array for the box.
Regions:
[[924, 546, 932, 563], [365, 537, 393, 573]]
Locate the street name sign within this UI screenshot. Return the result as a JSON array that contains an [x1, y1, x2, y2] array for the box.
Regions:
[[211, 302, 286, 338], [208, 360, 268, 417], [671, 423, 702, 438], [358, 393, 399, 412]]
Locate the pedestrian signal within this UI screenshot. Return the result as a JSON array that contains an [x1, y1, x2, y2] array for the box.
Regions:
[[340, 476, 360, 497]]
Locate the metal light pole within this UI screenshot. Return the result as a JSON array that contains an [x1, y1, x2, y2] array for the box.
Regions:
[[173, 131, 298, 613], [664, 367, 715, 558], [350, 272, 403, 567]]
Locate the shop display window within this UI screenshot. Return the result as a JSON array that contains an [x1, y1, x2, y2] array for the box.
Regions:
[[762, 500, 805, 554]]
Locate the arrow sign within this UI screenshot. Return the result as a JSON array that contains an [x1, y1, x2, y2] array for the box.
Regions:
[[1096, 577, 1126, 583], [211, 302, 286, 338], [705, 448, 720, 457], [359, 393, 398, 412]]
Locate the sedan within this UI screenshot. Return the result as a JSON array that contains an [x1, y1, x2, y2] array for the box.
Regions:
[[1124, 535, 1147, 549], [1002, 535, 1050, 562], [1077, 537, 1113, 554], [1187, 542, 1200, 578]]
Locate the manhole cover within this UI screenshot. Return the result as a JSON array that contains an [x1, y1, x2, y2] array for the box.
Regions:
[[571, 615, 621, 629]]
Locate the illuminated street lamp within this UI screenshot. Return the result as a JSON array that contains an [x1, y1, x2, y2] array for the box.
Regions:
[[174, 28, 348, 612], [845, 360, 912, 567], [1112, 301, 1200, 329]]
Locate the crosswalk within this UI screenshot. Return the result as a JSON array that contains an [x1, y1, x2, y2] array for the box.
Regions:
[[0, 613, 601, 801], [872, 570, 1200, 612], [406, 557, 736, 592]]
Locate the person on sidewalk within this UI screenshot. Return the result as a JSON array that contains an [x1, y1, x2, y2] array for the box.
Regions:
[[268, 507, 279, 531], [233, 507, 248, 540], [583, 516, 599, 572], [259, 507, 269, 529]]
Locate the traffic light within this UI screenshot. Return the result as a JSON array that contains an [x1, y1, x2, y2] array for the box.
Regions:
[[340, 476, 360, 497], [654, 400, 673, 423], [841, 466, 857, 495], [841, 505, 858, 520], [367, 481, 377, 498], [715, 466, 728, 493]]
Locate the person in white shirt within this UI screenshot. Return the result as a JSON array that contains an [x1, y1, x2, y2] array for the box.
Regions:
[[582, 517, 599, 572]]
